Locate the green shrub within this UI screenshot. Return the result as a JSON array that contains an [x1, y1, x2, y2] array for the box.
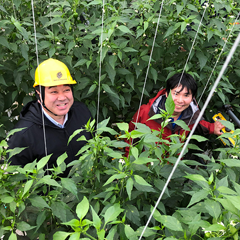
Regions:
[[0, 0, 239, 140], [1, 97, 240, 239]]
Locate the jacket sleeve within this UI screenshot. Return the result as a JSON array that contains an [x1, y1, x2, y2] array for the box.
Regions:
[[7, 129, 35, 167], [197, 119, 215, 135]]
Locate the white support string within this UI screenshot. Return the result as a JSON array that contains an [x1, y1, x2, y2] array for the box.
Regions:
[[187, 11, 240, 127], [134, 0, 165, 127], [197, 11, 240, 105], [97, 0, 105, 128], [138, 32, 240, 240], [31, 0, 48, 158], [176, 1, 209, 90]]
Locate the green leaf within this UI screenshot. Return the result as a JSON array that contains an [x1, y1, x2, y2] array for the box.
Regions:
[[97, 117, 109, 129], [216, 198, 239, 215], [48, 47, 55, 58], [164, 25, 179, 38], [190, 134, 208, 142], [117, 68, 132, 75], [187, 4, 198, 12], [125, 225, 138, 240], [13, 0, 21, 10], [104, 173, 127, 186], [187, 189, 209, 207], [36, 210, 47, 232], [1, 196, 14, 203], [217, 186, 237, 195], [61, 178, 78, 197], [150, 67, 158, 83], [196, 51, 208, 70], [37, 154, 52, 170], [123, 47, 138, 52], [53, 231, 71, 240], [29, 196, 50, 209], [207, 29, 214, 41], [105, 62, 116, 84], [126, 178, 133, 200], [184, 174, 207, 183], [0, 36, 10, 49], [181, 21, 187, 34], [173, 120, 190, 131], [9, 232, 17, 240], [133, 157, 159, 165], [69, 232, 80, 240], [68, 41, 75, 54], [218, 120, 235, 131], [74, 59, 88, 67], [62, 219, 80, 227], [68, 128, 84, 144], [7, 127, 27, 139], [102, 84, 119, 99], [219, 159, 240, 168], [131, 147, 138, 159], [224, 195, 240, 211], [0, 5, 8, 13], [118, 25, 132, 34], [44, 17, 63, 27], [88, 0, 102, 5], [134, 175, 152, 187], [76, 196, 89, 220], [116, 122, 129, 132], [176, 5, 184, 15], [37, 175, 61, 187], [17, 221, 35, 231], [165, 91, 175, 115], [104, 203, 124, 225], [51, 202, 68, 222], [20, 43, 29, 61], [204, 199, 221, 219], [154, 213, 183, 232], [204, 223, 225, 231], [91, 206, 101, 230], [57, 152, 68, 166], [23, 180, 33, 197]]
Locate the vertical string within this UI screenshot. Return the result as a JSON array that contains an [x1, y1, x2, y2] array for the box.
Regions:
[[97, 0, 105, 129], [187, 11, 240, 127], [197, 12, 240, 106], [31, 0, 48, 158], [175, 1, 209, 90], [134, 0, 165, 127]]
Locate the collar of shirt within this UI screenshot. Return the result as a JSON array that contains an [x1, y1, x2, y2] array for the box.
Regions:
[[42, 108, 68, 128], [169, 113, 182, 129]]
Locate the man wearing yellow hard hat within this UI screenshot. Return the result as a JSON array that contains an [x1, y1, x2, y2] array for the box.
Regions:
[[8, 58, 93, 176]]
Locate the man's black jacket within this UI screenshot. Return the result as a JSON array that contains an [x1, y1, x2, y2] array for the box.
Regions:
[[8, 100, 93, 176]]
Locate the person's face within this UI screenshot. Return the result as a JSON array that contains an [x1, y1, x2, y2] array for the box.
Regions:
[[44, 85, 74, 120], [166, 85, 193, 116]]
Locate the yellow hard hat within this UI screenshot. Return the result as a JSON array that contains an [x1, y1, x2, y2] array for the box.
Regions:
[[33, 58, 77, 87]]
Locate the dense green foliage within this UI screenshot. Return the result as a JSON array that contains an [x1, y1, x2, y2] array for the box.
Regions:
[[1, 0, 240, 239], [0, 0, 240, 138], [2, 105, 240, 239]]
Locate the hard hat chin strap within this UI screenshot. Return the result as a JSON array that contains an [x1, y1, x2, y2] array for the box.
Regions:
[[36, 86, 59, 117]]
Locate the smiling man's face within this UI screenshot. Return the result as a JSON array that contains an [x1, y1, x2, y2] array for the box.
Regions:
[[44, 84, 74, 123]]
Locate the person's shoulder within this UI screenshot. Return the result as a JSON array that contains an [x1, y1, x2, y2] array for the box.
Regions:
[[11, 119, 38, 137], [72, 101, 88, 109], [71, 101, 92, 116]]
